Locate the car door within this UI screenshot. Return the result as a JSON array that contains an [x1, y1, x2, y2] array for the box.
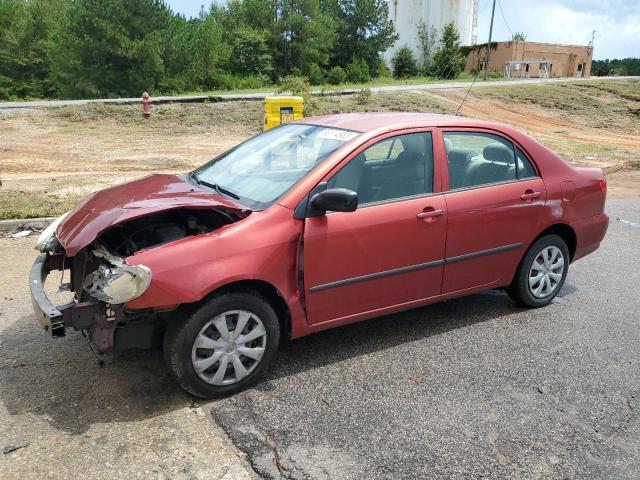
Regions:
[[441, 129, 547, 293], [301, 130, 447, 326]]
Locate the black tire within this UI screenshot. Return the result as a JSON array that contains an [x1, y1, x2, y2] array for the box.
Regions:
[[507, 234, 569, 308], [163, 291, 280, 398]]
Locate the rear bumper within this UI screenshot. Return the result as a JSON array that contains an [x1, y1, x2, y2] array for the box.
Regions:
[[30, 253, 101, 337], [571, 212, 609, 262]]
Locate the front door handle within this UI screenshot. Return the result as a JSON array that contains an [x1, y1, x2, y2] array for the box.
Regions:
[[520, 191, 541, 202], [417, 209, 444, 220]]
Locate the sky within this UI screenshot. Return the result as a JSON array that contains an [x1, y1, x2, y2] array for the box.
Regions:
[[166, 0, 640, 60]]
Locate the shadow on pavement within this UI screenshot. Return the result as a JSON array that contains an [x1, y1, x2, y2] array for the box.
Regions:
[[0, 288, 550, 434]]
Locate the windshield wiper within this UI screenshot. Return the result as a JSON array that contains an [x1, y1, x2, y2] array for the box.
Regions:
[[189, 172, 240, 200]]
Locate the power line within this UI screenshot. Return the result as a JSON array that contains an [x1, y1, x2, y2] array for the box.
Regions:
[[496, 0, 513, 38]]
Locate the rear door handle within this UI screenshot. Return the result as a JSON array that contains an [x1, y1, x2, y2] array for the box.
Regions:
[[417, 209, 444, 220], [520, 191, 541, 201]]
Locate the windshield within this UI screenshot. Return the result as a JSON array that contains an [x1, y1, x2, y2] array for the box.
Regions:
[[192, 123, 359, 209]]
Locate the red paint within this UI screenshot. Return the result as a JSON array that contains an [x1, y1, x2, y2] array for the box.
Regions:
[[142, 91, 151, 118], [56, 113, 609, 340], [56, 174, 249, 256]]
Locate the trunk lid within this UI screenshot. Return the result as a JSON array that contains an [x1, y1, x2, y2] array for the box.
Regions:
[[57, 174, 250, 256]]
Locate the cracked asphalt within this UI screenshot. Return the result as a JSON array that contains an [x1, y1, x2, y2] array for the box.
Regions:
[[0, 199, 638, 479], [213, 198, 640, 479]]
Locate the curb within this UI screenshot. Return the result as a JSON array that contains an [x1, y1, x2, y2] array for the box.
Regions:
[[0, 217, 55, 233]]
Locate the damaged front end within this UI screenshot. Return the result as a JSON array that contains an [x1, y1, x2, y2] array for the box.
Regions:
[[30, 206, 242, 353]]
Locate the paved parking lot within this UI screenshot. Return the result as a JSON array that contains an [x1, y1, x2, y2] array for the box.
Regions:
[[0, 199, 638, 479], [215, 199, 640, 479]]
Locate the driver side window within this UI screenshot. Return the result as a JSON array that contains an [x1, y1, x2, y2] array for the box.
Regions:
[[327, 132, 434, 204]]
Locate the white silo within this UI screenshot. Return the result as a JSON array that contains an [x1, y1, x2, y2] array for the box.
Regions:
[[383, 0, 476, 66]]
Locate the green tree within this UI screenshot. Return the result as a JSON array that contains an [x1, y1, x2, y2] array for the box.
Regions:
[[49, 0, 175, 98], [330, 0, 398, 76], [273, 0, 336, 76], [431, 22, 465, 79], [227, 26, 273, 77], [512, 32, 526, 41], [416, 21, 438, 76], [391, 45, 418, 78], [0, 0, 68, 99]]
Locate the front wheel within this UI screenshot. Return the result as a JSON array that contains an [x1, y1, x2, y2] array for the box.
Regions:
[[507, 234, 569, 308], [163, 291, 280, 398]]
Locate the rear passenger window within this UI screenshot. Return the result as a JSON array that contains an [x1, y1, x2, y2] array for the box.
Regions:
[[444, 132, 517, 189], [516, 147, 537, 178]]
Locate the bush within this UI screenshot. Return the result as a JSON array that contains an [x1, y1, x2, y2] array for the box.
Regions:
[[375, 58, 392, 78], [392, 46, 418, 78], [307, 64, 325, 85], [345, 58, 370, 83], [326, 66, 347, 85], [277, 75, 311, 96], [354, 87, 372, 105]]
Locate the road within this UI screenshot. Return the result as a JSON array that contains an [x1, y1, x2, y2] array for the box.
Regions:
[[0, 238, 256, 479], [1, 199, 639, 479], [214, 198, 640, 479], [0, 76, 637, 109]]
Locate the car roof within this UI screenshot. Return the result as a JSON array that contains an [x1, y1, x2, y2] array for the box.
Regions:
[[294, 112, 501, 133]]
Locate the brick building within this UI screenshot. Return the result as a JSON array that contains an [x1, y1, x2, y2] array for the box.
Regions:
[[464, 41, 593, 78]]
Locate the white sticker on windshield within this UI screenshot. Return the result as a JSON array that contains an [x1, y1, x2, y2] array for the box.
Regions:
[[316, 129, 359, 141]]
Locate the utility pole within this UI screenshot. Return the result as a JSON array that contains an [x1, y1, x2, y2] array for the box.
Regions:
[[484, 0, 496, 80]]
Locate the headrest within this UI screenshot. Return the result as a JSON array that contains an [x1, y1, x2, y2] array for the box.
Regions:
[[400, 135, 424, 155], [447, 148, 474, 164], [444, 137, 453, 152], [483, 143, 514, 163]]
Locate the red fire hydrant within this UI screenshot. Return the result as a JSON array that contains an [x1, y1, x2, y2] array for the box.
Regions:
[[141, 91, 151, 118]]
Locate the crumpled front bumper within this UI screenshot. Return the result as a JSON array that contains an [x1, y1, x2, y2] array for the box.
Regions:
[[30, 253, 101, 337]]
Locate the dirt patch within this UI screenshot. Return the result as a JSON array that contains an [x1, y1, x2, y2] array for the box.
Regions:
[[1, 81, 638, 219], [425, 80, 640, 168]]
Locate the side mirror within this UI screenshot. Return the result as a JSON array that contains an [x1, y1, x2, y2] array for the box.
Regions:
[[309, 188, 358, 216]]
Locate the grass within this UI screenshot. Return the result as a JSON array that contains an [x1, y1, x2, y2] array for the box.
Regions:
[[0, 191, 84, 220], [43, 100, 265, 135], [182, 73, 504, 96], [476, 79, 640, 131]]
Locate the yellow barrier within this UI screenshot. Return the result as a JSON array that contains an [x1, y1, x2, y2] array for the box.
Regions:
[[264, 96, 304, 131]]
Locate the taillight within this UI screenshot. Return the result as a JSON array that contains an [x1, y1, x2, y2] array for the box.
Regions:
[[599, 178, 607, 196]]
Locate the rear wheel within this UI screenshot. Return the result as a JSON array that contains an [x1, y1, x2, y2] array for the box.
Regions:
[[163, 291, 280, 398], [507, 234, 569, 308]]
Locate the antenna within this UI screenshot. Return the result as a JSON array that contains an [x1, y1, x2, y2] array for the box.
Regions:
[[456, 71, 479, 116]]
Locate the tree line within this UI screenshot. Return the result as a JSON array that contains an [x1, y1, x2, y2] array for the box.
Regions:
[[0, 0, 470, 100], [592, 58, 640, 77]]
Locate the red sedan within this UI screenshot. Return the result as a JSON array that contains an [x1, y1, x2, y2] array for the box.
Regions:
[[31, 113, 609, 398]]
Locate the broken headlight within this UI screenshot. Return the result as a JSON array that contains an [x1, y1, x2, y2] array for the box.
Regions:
[[34, 212, 68, 252], [84, 246, 151, 304]]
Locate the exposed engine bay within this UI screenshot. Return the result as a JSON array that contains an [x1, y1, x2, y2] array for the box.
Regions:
[[97, 208, 238, 257], [41, 207, 242, 353]]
